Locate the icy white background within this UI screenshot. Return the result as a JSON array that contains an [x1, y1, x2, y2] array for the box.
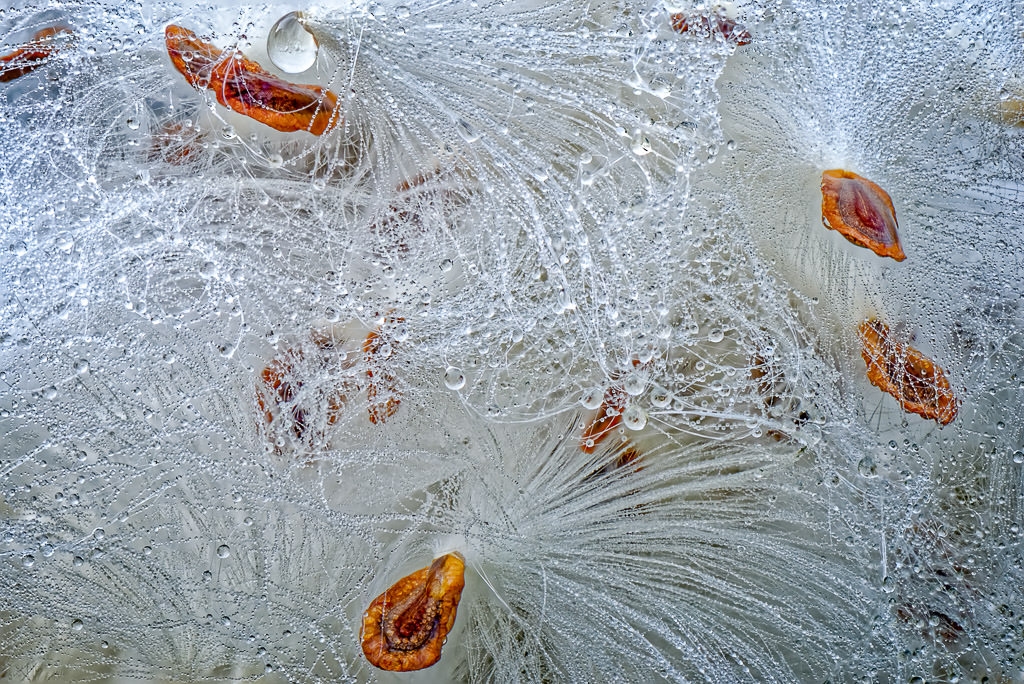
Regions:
[[1, 0, 1022, 681]]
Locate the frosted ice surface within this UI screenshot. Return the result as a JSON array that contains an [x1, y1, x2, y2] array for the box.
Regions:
[[1, 0, 1022, 681]]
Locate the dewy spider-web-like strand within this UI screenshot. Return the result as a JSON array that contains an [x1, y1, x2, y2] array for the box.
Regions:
[[1, 0, 1023, 681]]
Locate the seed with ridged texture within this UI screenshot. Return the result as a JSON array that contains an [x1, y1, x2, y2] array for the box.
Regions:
[[858, 319, 959, 425], [361, 552, 466, 672], [821, 170, 905, 261]]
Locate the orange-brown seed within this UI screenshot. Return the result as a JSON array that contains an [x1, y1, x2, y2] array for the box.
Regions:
[[361, 552, 466, 672], [363, 316, 404, 424], [165, 25, 338, 136], [858, 319, 959, 425], [821, 170, 906, 261], [580, 384, 628, 453], [1, 27, 73, 82], [669, 12, 751, 45]]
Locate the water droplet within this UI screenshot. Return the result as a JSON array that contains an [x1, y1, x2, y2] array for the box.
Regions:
[[267, 12, 319, 73], [580, 387, 604, 410], [266, 153, 284, 168], [93, 528, 105, 540], [857, 456, 878, 478], [623, 372, 646, 396], [22, 555, 35, 568], [650, 385, 671, 408], [395, 5, 411, 18], [71, 619, 83, 631], [126, 117, 140, 130], [142, 546, 152, 556], [707, 328, 724, 343], [221, 616, 231, 627], [456, 119, 481, 143], [439, 258, 453, 272], [881, 575, 895, 593], [1013, 450, 1024, 465], [73, 556, 84, 567], [443, 366, 466, 390], [41, 544, 55, 557], [622, 405, 648, 431], [217, 544, 231, 558], [55, 233, 74, 252], [9, 241, 27, 256], [631, 133, 652, 156]]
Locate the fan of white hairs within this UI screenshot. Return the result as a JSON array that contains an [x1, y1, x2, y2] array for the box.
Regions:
[[0, 0, 748, 422], [2, 0, 1024, 681], [696, 0, 1024, 677]]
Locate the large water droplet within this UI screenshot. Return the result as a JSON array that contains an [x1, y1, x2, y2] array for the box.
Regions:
[[267, 12, 319, 74], [580, 387, 604, 410], [622, 405, 647, 431], [650, 385, 671, 408], [443, 366, 466, 390], [857, 456, 878, 478], [216, 544, 231, 558], [623, 372, 646, 396], [456, 119, 481, 143]]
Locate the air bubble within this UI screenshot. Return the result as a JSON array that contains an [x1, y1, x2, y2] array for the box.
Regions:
[[267, 12, 319, 74], [443, 366, 466, 390]]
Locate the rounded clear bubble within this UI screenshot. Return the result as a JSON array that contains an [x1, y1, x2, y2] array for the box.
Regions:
[[580, 387, 604, 410], [267, 12, 319, 74], [622, 405, 647, 431], [444, 366, 466, 391]]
